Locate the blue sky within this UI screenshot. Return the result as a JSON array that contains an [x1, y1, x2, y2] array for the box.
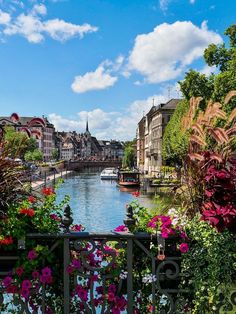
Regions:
[[0, 0, 235, 139]]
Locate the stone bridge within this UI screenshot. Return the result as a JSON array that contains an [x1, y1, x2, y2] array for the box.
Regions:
[[67, 160, 122, 172]]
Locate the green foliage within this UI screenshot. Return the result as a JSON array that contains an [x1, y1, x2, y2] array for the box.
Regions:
[[179, 217, 236, 314], [3, 126, 37, 158], [52, 148, 59, 161], [122, 140, 136, 168], [179, 70, 214, 100], [162, 99, 189, 165], [24, 149, 43, 162]]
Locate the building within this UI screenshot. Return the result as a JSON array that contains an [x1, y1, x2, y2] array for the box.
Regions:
[[136, 99, 180, 175], [0, 114, 56, 161], [98, 140, 124, 160]]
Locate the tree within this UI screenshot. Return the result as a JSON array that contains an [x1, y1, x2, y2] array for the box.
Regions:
[[162, 100, 189, 165], [52, 148, 59, 161], [25, 149, 43, 162], [163, 24, 236, 165], [179, 70, 214, 101], [122, 140, 136, 168]]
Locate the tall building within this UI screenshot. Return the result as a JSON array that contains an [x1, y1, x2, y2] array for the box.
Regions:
[[136, 99, 180, 175]]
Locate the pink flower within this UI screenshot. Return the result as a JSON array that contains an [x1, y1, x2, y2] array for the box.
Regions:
[[114, 225, 128, 232], [21, 288, 30, 299], [6, 285, 18, 293], [108, 284, 117, 293], [32, 271, 39, 279], [2, 276, 12, 287], [132, 191, 140, 197], [27, 250, 37, 260], [42, 267, 51, 277], [77, 288, 88, 301], [15, 267, 24, 276], [71, 224, 84, 231], [112, 308, 120, 314], [49, 214, 61, 221], [96, 286, 104, 294], [179, 243, 189, 253], [108, 292, 116, 302], [72, 259, 81, 269], [22, 280, 31, 289]]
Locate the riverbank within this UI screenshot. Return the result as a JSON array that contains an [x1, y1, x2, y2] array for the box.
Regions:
[[31, 170, 74, 191]]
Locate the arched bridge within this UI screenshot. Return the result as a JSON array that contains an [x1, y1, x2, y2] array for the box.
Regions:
[[67, 160, 122, 172]]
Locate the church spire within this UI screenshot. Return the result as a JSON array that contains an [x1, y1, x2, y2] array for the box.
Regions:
[[86, 117, 89, 132]]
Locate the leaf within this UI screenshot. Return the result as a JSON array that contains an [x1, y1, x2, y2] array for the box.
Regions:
[[192, 123, 205, 137], [209, 153, 223, 163], [224, 90, 236, 104], [227, 107, 236, 124], [226, 125, 236, 136], [214, 127, 229, 143], [190, 134, 206, 147], [188, 153, 204, 161]]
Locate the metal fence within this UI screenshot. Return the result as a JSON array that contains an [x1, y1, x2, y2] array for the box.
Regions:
[[0, 207, 186, 314]]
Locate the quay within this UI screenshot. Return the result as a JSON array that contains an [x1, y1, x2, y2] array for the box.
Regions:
[[31, 170, 74, 190]]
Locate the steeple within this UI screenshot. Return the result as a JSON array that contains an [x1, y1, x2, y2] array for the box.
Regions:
[[85, 117, 90, 135]]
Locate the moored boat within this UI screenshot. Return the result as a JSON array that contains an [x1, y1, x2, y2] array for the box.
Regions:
[[118, 170, 140, 187], [100, 168, 118, 180]]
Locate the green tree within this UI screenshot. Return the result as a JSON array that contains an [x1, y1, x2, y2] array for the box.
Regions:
[[52, 148, 59, 161], [162, 100, 189, 165], [24, 149, 43, 162], [122, 140, 136, 168], [3, 126, 38, 159]]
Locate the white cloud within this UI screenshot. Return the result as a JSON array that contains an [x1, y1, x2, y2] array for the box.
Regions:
[[190, 0, 195, 4], [159, 0, 169, 12], [199, 64, 217, 76], [71, 64, 118, 94], [128, 21, 222, 83], [0, 10, 11, 25], [1, 4, 98, 43], [32, 4, 47, 16], [48, 92, 173, 140]]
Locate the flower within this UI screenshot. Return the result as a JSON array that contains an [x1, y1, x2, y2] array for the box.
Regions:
[[0, 236, 13, 246], [22, 280, 31, 289], [32, 271, 40, 279], [2, 276, 12, 287], [71, 224, 84, 231], [19, 208, 35, 217], [114, 225, 128, 232], [42, 267, 52, 277], [49, 214, 61, 221], [179, 243, 189, 253], [42, 187, 55, 196], [15, 267, 24, 276], [132, 191, 140, 197], [27, 250, 37, 261], [28, 196, 36, 203]]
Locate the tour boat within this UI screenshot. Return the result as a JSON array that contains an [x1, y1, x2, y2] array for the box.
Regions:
[[118, 170, 140, 187], [100, 168, 118, 180]]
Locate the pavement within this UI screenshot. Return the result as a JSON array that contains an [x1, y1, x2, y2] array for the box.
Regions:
[[31, 170, 73, 190]]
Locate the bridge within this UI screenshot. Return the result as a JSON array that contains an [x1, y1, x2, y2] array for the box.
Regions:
[[67, 160, 122, 172]]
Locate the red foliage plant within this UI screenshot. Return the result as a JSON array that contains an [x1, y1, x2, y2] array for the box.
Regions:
[[182, 91, 236, 233]]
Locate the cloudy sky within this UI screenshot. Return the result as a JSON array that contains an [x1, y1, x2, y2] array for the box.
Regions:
[[0, 0, 234, 140]]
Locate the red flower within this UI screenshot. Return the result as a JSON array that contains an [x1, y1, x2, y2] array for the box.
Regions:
[[28, 196, 36, 203], [42, 187, 55, 196], [19, 208, 35, 217], [0, 236, 13, 246], [132, 191, 140, 197]]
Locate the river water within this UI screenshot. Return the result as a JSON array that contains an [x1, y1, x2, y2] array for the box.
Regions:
[[57, 173, 154, 232]]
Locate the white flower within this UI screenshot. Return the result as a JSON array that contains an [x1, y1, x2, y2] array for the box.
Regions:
[[119, 270, 128, 279], [142, 274, 157, 284], [168, 208, 177, 216]]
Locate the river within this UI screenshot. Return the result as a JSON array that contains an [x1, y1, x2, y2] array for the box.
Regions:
[[57, 173, 154, 232]]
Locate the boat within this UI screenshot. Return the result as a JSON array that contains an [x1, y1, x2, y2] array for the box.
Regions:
[[118, 170, 140, 187], [100, 168, 118, 180]]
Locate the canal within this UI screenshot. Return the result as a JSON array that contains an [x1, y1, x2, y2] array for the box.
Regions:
[[57, 173, 154, 232]]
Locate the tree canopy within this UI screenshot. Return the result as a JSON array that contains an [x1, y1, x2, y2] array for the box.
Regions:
[[163, 24, 236, 165]]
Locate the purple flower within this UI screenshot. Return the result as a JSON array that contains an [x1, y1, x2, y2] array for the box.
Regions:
[[32, 271, 40, 279], [72, 259, 81, 269], [21, 288, 30, 299], [42, 267, 51, 277], [15, 267, 24, 276], [22, 280, 31, 290], [2, 276, 12, 288], [27, 250, 37, 261]]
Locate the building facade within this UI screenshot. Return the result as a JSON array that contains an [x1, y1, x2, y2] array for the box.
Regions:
[[0, 114, 56, 161], [136, 99, 180, 175]]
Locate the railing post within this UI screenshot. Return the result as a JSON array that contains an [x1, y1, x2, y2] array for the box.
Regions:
[[127, 238, 133, 314], [63, 238, 70, 314]]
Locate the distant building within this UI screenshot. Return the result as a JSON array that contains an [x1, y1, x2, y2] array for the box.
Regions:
[[58, 120, 124, 161], [0, 114, 56, 161], [136, 99, 180, 175]]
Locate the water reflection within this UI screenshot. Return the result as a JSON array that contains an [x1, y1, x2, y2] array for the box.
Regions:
[[57, 173, 154, 232]]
